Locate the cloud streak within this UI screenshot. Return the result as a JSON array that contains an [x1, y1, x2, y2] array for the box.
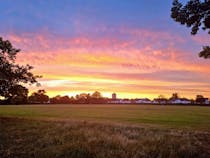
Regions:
[[3, 26, 210, 99]]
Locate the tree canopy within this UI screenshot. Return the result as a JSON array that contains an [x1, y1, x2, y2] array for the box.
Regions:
[[0, 37, 40, 103], [171, 0, 210, 58], [91, 91, 102, 98], [28, 90, 49, 104]]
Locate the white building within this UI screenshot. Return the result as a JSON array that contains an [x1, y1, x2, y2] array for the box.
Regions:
[[109, 99, 131, 104], [170, 98, 191, 104], [205, 99, 209, 104], [135, 98, 151, 104]]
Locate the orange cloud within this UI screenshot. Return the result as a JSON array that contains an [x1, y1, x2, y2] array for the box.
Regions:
[[4, 28, 210, 99]]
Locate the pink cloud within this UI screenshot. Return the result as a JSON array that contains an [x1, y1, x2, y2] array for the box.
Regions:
[[9, 30, 207, 74], [5, 27, 186, 53], [191, 34, 210, 46], [3, 28, 210, 99]]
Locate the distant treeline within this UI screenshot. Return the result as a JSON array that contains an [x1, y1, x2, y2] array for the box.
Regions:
[[0, 90, 209, 105], [0, 90, 108, 105]]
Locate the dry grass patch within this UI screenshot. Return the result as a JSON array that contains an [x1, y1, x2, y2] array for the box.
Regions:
[[1, 117, 210, 158]]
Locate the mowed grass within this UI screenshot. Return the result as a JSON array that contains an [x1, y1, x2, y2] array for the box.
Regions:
[[1, 104, 210, 158], [0, 104, 210, 129]]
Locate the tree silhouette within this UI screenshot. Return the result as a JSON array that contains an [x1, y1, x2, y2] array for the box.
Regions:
[[50, 95, 62, 104], [171, 0, 210, 58], [0, 37, 40, 103], [28, 90, 49, 104], [170, 93, 179, 100], [92, 91, 102, 98]]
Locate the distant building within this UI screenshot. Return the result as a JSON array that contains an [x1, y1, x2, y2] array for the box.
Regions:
[[169, 98, 191, 104], [205, 99, 209, 104], [108, 99, 120, 104], [195, 95, 209, 104], [153, 98, 168, 104], [108, 98, 132, 104], [122, 99, 131, 104], [135, 98, 151, 104], [112, 93, 117, 100]]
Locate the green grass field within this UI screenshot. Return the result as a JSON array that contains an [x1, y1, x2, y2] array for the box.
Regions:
[[1, 104, 210, 129], [1, 104, 210, 158]]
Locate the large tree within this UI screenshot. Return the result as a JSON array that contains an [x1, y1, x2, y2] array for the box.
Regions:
[[0, 37, 40, 103], [171, 0, 210, 58]]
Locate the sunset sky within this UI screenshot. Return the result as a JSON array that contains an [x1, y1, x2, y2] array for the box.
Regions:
[[1, 0, 210, 99]]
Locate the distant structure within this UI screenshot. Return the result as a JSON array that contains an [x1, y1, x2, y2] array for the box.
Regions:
[[112, 93, 117, 100], [195, 95, 209, 104], [106, 92, 209, 105], [135, 98, 151, 104]]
